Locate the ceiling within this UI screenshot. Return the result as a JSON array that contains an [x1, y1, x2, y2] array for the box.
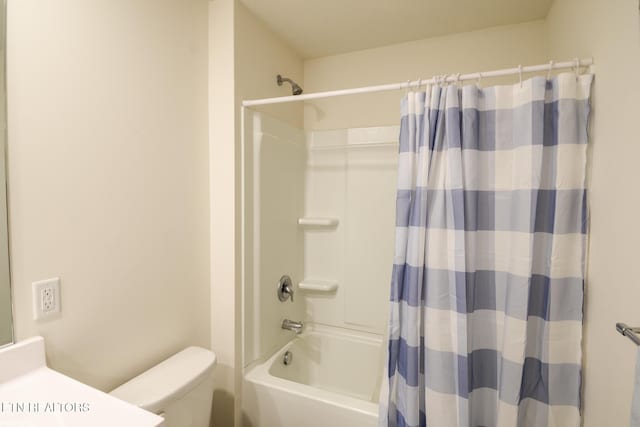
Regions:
[[240, 0, 555, 59]]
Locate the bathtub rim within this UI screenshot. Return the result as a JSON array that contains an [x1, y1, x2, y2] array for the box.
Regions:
[[243, 324, 383, 417]]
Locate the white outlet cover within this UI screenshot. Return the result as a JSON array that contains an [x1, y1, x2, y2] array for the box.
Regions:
[[32, 278, 61, 321]]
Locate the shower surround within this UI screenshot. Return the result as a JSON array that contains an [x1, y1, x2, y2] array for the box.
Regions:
[[242, 112, 399, 426]]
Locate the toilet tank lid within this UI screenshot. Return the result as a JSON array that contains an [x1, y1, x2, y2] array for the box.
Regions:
[[110, 346, 217, 414]]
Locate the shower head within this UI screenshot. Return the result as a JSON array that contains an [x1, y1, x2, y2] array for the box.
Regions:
[[291, 83, 303, 95], [277, 74, 303, 95]]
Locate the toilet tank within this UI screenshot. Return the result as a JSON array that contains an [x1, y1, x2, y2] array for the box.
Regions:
[[110, 347, 216, 427]]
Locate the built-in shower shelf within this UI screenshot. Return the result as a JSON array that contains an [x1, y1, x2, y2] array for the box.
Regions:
[[298, 279, 338, 293], [297, 217, 339, 227]]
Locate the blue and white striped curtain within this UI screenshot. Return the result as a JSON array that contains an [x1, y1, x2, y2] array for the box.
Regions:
[[380, 73, 594, 427]]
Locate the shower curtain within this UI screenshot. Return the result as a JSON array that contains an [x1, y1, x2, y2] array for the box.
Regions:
[[380, 73, 593, 427]]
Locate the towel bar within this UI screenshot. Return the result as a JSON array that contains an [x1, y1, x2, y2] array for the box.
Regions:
[[616, 322, 640, 346]]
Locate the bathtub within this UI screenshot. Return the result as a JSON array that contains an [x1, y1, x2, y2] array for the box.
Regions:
[[242, 325, 383, 427]]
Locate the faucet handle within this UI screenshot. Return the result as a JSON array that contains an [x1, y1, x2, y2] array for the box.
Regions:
[[277, 275, 294, 302]]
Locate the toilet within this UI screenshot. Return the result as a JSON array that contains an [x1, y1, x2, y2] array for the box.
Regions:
[[110, 346, 217, 427]]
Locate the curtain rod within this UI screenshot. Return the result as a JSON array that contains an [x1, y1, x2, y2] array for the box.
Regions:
[[242, 58, 594, 107]]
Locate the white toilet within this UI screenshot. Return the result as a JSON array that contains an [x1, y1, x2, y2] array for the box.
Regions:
[[110, 346, 217, 427]]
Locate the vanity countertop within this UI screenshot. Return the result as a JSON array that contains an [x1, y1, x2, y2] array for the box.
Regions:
[[0, 336, 164, 427]]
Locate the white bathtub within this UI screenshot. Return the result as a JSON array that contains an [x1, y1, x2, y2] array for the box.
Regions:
[[242, 325, 383, 427]]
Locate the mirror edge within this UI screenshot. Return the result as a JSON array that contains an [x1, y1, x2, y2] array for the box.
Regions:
[[0, 0, 13, 349]]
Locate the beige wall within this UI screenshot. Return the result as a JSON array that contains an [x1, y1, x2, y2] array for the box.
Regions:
[[303, 20, 549, 130], [7, 0, 210, 392], [235, 2, 304, 128], [545, 1, 640, 425], [0, 0, 10, 346], [208, 1, 304, 425], [209, 0, 238, 425]]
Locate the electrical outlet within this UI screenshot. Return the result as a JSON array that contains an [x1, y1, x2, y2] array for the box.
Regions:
[[32, 278, 61, 321]]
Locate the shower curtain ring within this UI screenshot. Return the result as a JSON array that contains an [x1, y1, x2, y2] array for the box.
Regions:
[[547, 60, 554, 81], [476, 72, 482, 87], [573, 57, 581, 79]]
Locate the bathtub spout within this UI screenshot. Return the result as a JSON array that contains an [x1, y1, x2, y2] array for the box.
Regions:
[[282, 319, 304, 334]]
